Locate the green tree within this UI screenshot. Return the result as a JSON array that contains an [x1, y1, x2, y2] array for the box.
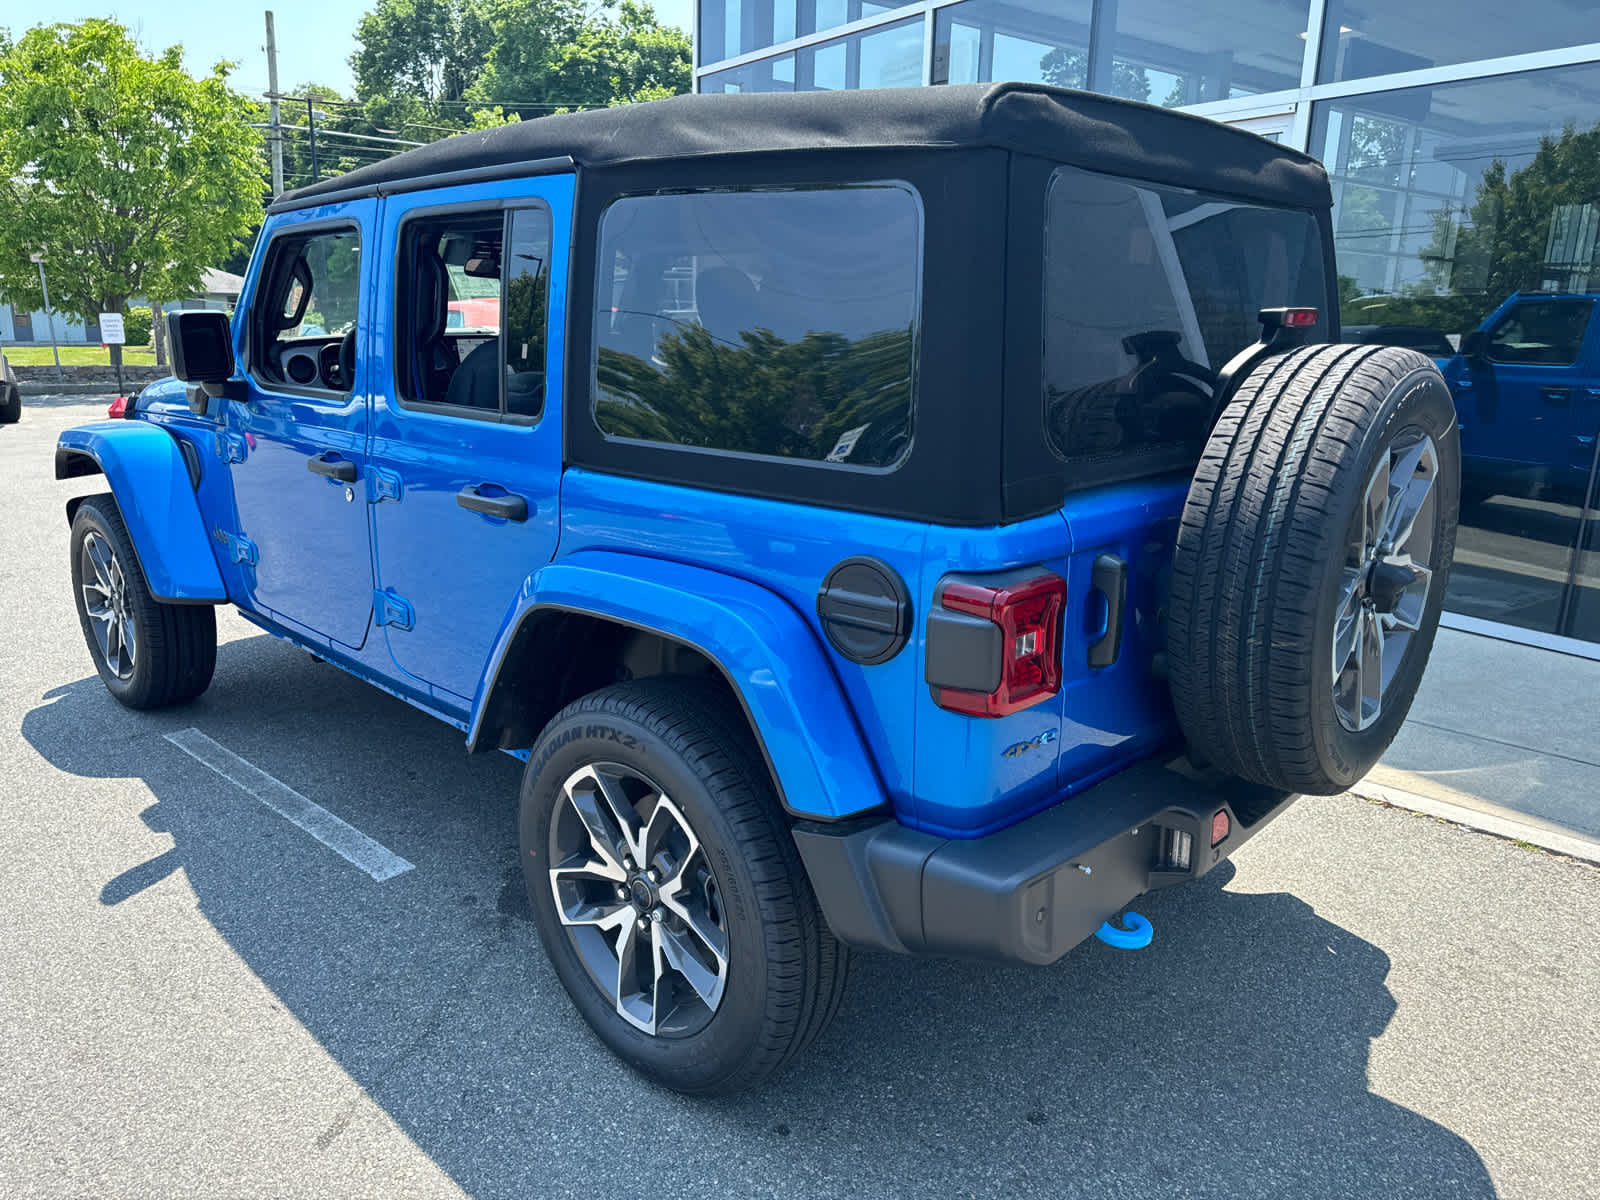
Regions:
[[0, 20, 263, 366], [1039, 47, 1150, 104], [1344, 121, 1600, 333], [596, 323, 915, 465], [351, 0, 494, 107], [350, 0, 690, 120]]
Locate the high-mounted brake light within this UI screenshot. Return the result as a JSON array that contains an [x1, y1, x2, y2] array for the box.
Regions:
[[933, 572, 1066, 717]]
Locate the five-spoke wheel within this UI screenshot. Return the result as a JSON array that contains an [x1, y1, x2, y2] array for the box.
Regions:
[[548, 762, 729, 1037], [79, 530, 138, 679], [69, 494, 217, 709], [520, 679, 849, 1094], [1333, 431, 1438, 732]]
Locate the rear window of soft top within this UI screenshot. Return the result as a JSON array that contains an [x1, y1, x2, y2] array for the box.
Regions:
[[1043, 165, 1327, 478]]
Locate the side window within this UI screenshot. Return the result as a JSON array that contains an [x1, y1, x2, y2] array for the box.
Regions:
[[1486, 300, 1593, 366], [250, 227, 361, 393], [1042, 165, 1325, 474], [592, 185, 921, 468], [504, 208, 552, 420], [398, 204, 552, 420]]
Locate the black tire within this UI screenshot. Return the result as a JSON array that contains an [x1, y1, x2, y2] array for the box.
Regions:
[[1168, 344, 1460, 795], [0, 383, 20, 424], [70, 494, 218, 710], [520, 678, 848, 1095]]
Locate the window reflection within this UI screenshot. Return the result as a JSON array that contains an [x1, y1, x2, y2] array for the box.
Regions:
[[1104, 0, 1307, 106], [931, 0, 1305, 105], [1318, 0, 1600, 86], [593, 187, 921, 468], [1317, 63, 1600, 643], [701, 0, 918, 66], [933, 0, 1091, 87]]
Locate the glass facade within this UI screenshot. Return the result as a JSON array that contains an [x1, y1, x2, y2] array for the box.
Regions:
[[694, 0, 1600, 653], [1315, 63, 1600, 642]]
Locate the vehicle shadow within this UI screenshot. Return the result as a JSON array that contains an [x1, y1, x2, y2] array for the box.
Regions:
[[21, 635, 1496, 1199]]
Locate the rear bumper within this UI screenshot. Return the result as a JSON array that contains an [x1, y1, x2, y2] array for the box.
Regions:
[[791, 759, 1295, 965]]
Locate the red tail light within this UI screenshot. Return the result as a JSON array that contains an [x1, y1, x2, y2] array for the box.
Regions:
[[933, 572, 1067, 717], [1281, 307, 1318, 328], [107, 395, 129, 418]]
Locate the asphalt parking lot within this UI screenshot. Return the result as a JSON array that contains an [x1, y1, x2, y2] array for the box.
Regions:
[[3, 398, 1598, 1200]]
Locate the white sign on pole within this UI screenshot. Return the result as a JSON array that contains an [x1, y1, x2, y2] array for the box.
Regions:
[[28, 251, 45, 264], [99, 313, 126, 345]]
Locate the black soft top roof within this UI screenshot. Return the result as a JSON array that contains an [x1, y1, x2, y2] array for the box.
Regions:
[[272, 82, 1330, 213]]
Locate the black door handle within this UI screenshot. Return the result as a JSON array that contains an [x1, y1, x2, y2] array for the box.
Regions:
[[457, 484, 529, 522], [1087, 554, 1128, 670], [307, 452, 357, 482]]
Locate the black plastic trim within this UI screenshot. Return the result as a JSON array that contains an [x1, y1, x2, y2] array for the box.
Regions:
[[1087, 553, 1127, 669], [792, 758, 1296, 964], [816, 556, 912, 666], [266, 155, 577, 214], [925, 607, 1003, 693]]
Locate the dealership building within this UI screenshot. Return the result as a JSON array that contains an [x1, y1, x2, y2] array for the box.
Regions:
[[692, 1, 1600, 658]]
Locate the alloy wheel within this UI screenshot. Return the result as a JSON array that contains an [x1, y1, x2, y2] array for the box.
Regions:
[[547, 762, 730, 1037], [1332, 430, 1438, 732], [81, 531, 137, 679]]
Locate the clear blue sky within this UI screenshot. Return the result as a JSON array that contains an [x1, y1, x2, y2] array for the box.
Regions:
[[15, 1, 695, 100]]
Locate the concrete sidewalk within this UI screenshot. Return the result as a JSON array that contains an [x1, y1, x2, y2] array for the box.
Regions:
[[1354, 627, 1600, 859]]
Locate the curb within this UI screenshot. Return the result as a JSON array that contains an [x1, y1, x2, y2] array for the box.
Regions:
[[1348, 779, 1600, 866], [19, 384, 130, 397]]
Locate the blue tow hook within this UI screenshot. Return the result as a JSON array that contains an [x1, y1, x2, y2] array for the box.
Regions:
[[1094, 912, 1153, 950]]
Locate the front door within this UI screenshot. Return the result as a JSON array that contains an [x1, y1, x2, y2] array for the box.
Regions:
[[367, 175, 572, 702], [1460, 295, 1595, 492], [227, 206, 376, 648]]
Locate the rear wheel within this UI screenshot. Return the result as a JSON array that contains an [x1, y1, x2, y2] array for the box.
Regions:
[[0, 383, 20, 424], [70, 495, 217, 709], [1168, 344, 1460, 794], [520, 678, 848, 1094]]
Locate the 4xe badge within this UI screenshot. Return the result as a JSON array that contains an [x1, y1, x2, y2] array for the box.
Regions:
[[1002, 729, 1058, 758]]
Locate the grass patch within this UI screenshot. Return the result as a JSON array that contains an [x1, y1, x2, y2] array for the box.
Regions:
[[2, 345, 158, 367]]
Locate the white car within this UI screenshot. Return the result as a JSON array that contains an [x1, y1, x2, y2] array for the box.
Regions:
[[0, 350, 21, 423]]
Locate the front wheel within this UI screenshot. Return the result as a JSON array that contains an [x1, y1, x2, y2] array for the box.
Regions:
[[520, 679, 848, 1094], [70, 495, 217, 709]]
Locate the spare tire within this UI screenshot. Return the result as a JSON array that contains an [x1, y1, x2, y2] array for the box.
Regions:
[[1168, 343, 1459, 795]]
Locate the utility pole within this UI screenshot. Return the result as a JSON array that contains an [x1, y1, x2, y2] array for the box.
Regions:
[[306, 96, 320, 184], [265, 11, 284, 196], [29, 250, 63, 383]]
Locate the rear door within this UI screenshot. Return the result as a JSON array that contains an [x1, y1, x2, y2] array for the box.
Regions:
[[227, 206, 375, 648], [367, 174, 573, 703]]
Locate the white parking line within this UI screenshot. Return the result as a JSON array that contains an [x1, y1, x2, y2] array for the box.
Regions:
[[163, 728, 416, 882]]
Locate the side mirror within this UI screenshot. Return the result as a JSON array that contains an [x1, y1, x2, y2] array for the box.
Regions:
[[1460, 330, 1488, 359], [168, 310, 236, 397]]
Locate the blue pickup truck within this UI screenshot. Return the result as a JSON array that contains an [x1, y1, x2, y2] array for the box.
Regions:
[[1446, 291, 1600, 506], [54, 84, 1458, 1093]]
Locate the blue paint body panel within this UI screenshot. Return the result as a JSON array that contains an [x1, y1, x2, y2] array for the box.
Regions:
[[470, 547, 885, 821], [1444, 290, 1600, 498], [366, 175, 574, 701], [58, 175, 1187, 838], [55, 421, 227, 603]]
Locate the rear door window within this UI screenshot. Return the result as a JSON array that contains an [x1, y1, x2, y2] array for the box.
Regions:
[[1043, 165, 1326, 474], [592, 185, 921, 469]]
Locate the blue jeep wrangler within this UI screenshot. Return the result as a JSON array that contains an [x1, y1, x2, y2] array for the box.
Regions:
[[1446, 291, 1600, 507], [55, 84, 1459, 1094]]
